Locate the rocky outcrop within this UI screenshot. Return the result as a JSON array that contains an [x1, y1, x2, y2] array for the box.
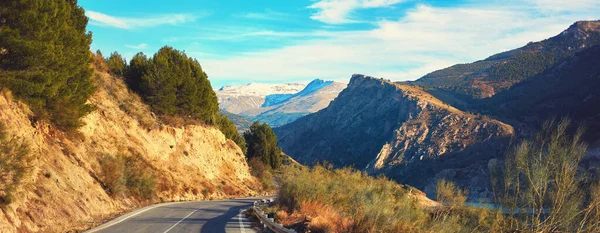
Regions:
[[275, 75, 513, 197], [0, 69, 260, 232]]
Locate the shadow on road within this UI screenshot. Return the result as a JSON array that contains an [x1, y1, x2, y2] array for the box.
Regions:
[[199, 205, 246, 233]]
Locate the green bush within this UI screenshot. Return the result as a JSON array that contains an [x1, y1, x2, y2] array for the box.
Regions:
[[0, 124, 32, 206], [0, 0, 95, 131], [244, 122, 282, 169]]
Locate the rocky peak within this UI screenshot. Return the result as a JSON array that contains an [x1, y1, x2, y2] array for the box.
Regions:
[[562, 20, 600, 39]]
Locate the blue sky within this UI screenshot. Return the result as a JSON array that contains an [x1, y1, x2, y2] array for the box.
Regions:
[[80, 0, 600, 89]]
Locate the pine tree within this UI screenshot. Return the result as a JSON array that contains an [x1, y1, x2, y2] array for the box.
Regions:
[[107, 51, 126, 77], [0, 0, 95, 131], [243, 122, 282, 169], [123, 52, 149, 93], [138, 46, 218, 123]]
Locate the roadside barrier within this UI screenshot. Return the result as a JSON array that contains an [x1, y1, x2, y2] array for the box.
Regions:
[[251, 198, 296, 233]]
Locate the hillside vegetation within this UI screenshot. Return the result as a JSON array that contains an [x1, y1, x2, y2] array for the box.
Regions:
[[0, 0, 95, 131], [272, 165, 507, 233], [273, 119, 600, 233], [0, 57, 261, 232], [0, 1, 264, 231], [415, 21, 600, 98]]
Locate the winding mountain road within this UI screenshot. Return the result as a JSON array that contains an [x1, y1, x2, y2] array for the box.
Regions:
[[85, 196, 274, 233]]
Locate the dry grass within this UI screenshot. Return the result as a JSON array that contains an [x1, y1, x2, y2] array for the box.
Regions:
[[248, 157, 276, 192], [0, 124, 33, 206], [99, 153, 157, 200], [91, 58, 156, 129], [276, 165, 504, 233]]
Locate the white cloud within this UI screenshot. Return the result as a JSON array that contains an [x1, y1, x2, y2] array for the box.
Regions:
[[86, 11, 198, 29], [199, 3, 600, 84], [125, 43, 148, 50], [308, 0, 405, 24], [528, 0, 598, 14]]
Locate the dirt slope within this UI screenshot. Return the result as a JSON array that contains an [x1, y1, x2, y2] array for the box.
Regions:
[[0, 68, 260, 232]]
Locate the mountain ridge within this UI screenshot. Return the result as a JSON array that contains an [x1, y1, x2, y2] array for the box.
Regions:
[[275, 21, 600, 200]]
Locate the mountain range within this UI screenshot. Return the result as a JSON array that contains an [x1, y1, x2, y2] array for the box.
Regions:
[[216, 79, 346, 127], [275, 20, 600, 199]]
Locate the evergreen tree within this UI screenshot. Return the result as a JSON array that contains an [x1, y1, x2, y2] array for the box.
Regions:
[[0, 0, 95, 131], [107, 51, 126, 77], [123, 52, 149, 93], [138, 46, 218, 123], [243, 122, 282, 169]]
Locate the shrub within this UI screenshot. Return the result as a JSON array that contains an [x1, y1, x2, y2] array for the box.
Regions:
[[494, 118, 600, 232], [277, 165, 506, 233], [248, 157, 276, 192], [278, 165, 429, 232], [99, 155, 126, 197], [0, 124, 32, 206], [436, 179, 467, 205], [0, 0, 95, 131], [99, 153, 157, 200], [123, 155, 157, 200]]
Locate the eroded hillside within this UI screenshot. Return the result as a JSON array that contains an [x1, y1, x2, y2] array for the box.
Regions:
[[0, 68, 260, 232]]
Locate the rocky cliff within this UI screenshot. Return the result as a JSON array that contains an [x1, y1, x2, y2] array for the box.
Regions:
[[0, 68, 260, 232], [275, 75, 513, 198]]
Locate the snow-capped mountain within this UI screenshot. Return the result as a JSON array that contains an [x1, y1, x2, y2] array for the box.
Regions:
[[216, 82, 305, 115], [216, 79, 347, 127]]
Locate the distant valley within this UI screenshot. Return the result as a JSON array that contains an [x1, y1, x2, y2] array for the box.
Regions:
[[216, 79, 346, 127]]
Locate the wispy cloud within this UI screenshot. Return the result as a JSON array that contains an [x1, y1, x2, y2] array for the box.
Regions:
[[200, 3, 600, 84], [308, 0, 405, 24], [528, 0, 598, 13], [86, 11, 199, 29], [238, 9, 287, 20], [125, 43, 149, 50]]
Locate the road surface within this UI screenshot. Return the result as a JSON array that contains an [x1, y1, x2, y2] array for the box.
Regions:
[[86, 196, 274, 233]]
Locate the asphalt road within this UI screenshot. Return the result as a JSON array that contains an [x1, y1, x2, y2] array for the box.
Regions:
[[86, 196, 274, 233]]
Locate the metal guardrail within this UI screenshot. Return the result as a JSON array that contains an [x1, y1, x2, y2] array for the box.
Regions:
[[252, 198, 296, 233]]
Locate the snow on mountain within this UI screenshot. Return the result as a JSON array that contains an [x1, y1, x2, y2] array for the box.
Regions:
[[262, 79, 334, 107], [216, 82, 305, 114], [217, 82, 305, 97], [216, 79, 346, 127], [263, 94, 295, 107]]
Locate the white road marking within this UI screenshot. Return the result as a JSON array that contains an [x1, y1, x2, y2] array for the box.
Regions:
[[163, 209, 199, 233], [238, 209, 247, 233], [86, 202, 173, 233]]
